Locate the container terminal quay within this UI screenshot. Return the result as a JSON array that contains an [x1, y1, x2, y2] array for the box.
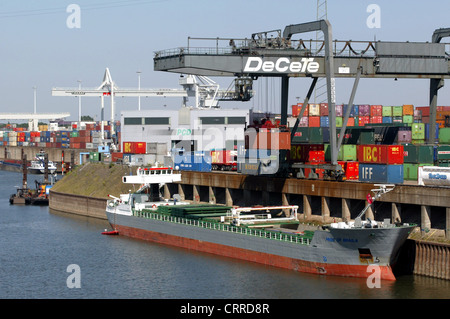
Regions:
[[3, 19, 450, 280]]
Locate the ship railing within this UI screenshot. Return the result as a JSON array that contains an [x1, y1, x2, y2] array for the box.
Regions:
[[135, 210, 311, 246]]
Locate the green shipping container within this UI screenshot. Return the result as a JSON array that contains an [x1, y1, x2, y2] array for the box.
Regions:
[[438, 160, 450, 167], [89, 152, 101, 162], [403, 163, 434, 180], [325, 144, 357, 161], [359, 131, 374, 144], [392, 106, 403, 117], [403, 115, 413, 124], [403, 144, 434, 163], [411, 123, 425, 140], [382, 106, 392, 117], [436, 145, 450, 160], [336, 117, 342, 127], [291, 127, 323, 144], [438, 128, 450, 144]]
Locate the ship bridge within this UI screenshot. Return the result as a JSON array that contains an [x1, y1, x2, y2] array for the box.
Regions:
[[154, 20, 450, 176]]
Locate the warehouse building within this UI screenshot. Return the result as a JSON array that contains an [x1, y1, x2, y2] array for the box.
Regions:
[[120, 107, 252, 165]]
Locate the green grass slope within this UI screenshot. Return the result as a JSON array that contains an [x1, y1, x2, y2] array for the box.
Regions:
[[51, 163, 138, 199]]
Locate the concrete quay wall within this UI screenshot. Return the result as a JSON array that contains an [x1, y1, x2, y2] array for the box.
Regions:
[[49, 190, 107, 220], [2, 146, 88, 169]]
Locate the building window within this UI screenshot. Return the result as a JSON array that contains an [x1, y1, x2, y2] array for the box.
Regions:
[[144, 117, 170, 125], [124, 117, 143, 125], [227, 117, 246, 125], [200, 117, 225, 125]]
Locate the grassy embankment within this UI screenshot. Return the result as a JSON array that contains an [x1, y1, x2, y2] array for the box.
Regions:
[[50, 162, 138, 199]]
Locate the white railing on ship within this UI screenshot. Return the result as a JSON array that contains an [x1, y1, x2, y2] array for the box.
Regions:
[[134, 210, 311, 246]]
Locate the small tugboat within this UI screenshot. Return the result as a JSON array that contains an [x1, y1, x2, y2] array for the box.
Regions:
[[10, 153, 55, 206], [28, 151, 57, 174]]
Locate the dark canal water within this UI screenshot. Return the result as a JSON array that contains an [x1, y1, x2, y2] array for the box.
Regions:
[[0, 170, 449, 303]]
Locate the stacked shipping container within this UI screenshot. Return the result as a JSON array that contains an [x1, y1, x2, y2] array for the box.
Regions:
[[0, 124, 114, 150]]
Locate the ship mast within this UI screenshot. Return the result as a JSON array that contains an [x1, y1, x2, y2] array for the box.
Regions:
[[357, 184, 395, 220]]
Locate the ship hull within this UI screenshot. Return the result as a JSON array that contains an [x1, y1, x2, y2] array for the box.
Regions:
[[105, 210, 414, 281]]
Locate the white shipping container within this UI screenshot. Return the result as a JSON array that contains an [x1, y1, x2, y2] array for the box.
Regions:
[[418, 166, 450, 186], [309, 104, 320, 116]]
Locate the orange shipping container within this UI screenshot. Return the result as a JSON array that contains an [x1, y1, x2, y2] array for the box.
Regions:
[[436, 111, 450, 120], [403, 104, 414, 116], [252, 131, 291, 150]]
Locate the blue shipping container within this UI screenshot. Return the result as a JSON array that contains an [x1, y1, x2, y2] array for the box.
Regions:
[[382, 117, 392, 123], [174, 154, 212, 172], [425, 124, 439, 141], [343, 104, 357, 117], [320, 116, 329, 127], [359, 164, 404, 184]]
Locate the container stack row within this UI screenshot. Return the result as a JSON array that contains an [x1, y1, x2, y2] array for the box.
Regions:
[[0, 123, 115, 150], [291, 103, 450, 130]]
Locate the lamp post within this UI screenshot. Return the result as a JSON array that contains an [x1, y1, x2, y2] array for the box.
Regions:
[[77, 80, 82, 122], [137, 70, 141, 111], [33, 86, 37, 114]]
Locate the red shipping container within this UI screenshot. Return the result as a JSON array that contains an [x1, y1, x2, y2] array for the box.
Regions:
[[358, 116, 370, 126], [111, 152, 123, 162], [290, 144, 324, 162], [123, 141, 147, 154], [339, 161, 359, 180], [292, 105, 299, 117], [309, 150, 325, 163], [292, 103, 308, 117], [357, 145, 404, 164], [416, 106, 430, 117], [370, 116, 383, 124], [308, 116, 320, 127], [320, 103, 329, 116], [370, 105, 382, 117], [135, 142, 146, 154]]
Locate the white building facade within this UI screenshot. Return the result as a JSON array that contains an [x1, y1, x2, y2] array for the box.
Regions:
[[120, 107, 250, 157]]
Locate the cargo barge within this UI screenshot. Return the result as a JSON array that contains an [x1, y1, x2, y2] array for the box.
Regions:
[[105, 166, 416, 281]]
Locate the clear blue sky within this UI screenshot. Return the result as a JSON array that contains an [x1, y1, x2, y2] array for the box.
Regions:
[[0, 0, 449, 121]]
